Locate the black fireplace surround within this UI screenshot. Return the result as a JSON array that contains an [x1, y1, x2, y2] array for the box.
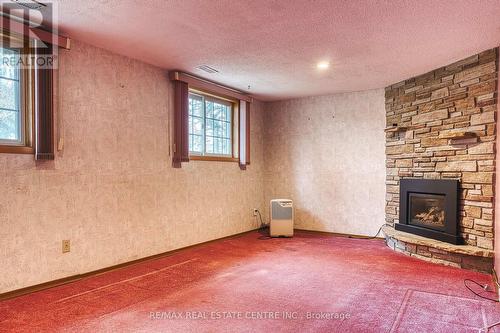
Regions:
[[396, 179, 461, 244]]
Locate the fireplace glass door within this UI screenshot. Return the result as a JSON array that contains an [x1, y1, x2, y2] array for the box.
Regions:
[[408, 193, 446, 231]]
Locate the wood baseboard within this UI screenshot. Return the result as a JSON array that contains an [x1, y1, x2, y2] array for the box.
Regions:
[[0, 228, 259, 302], [0, 227, 382, 301], [294, 228, 384, 239]]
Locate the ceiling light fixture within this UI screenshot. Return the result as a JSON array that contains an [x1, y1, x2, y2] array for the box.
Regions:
[[317, 61, 330, 70]]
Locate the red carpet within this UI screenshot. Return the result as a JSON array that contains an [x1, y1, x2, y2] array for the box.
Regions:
[[0, 231, 499, 332]]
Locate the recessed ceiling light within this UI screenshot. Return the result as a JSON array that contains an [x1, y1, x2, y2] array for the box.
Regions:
[[317, 61, 330, 70]]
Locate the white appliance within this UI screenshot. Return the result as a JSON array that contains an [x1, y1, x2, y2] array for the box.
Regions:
[[270, 199, 294, 237]]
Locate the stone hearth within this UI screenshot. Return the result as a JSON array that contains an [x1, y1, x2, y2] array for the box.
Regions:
[[383, 226, 493, 273]]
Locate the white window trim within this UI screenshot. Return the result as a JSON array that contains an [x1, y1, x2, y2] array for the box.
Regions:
[[188, 91, 234, 158]]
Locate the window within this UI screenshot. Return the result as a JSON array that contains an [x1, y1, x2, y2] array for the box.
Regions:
[[0, 43, 33, 153], [0, 47, 22, 143], [188, 91, 235, 158]]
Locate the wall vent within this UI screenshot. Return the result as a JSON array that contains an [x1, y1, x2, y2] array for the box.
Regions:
[[11, 0, 46, 10], [196, 65, 219, 74]]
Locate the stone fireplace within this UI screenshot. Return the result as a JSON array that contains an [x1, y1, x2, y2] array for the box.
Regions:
[[397, 179, 459, 244], [383, 48, 498, 273]]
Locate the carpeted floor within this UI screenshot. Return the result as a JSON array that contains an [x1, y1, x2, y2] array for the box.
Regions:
[[0, 230, 499, 332]]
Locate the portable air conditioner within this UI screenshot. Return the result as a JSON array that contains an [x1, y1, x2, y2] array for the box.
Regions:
[[270, 199, 294, 237]]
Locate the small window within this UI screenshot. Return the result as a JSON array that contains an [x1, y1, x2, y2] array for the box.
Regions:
[[188, 91, 235, 159], [0, 42, 33, 154]]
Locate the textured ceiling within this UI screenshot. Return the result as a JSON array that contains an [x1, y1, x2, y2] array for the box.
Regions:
[[51, 0, 500, 101]]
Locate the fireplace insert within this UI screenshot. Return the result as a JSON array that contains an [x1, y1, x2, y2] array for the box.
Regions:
[[396, 179, 460, 244]]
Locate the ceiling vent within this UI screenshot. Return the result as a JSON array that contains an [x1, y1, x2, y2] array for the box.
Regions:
[[11, 0, 46, 10], [196, 65, 219, 74]]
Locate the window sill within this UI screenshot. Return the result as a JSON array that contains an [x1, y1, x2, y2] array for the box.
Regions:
[[0, 145, 34, 154], [189, 155, 238, 163]]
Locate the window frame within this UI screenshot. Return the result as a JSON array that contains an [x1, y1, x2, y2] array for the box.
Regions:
[[0, 32, 35, 155], [188, 89, 239, 162]]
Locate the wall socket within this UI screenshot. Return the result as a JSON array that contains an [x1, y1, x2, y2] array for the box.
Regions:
[[253, 208, 258, 217], [62, 240, 70, 253]]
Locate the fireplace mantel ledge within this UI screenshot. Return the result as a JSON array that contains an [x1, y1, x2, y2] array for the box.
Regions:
[[382, 226, 493, 258]]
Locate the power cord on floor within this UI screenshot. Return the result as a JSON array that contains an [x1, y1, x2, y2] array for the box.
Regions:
[[347, 224, 391, 240], [255, 209, 272, 240], [465, 275, 500, 331], [463, 279, 499, 302], [256, 209, 265, 228], [478, 320, 500, 333]]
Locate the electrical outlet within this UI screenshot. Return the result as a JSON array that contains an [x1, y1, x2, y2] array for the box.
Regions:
[[57, 137, 64, 151], [62, 240, 70, 253], [253, 208, 258, 217]]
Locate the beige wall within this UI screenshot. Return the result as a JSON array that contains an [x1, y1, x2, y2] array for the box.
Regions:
[[0, 40, 392, 293], [263, 90, 386, 236], [0, 41, 265, 293]]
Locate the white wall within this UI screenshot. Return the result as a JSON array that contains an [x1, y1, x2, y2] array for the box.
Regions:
[[263, 90, 386, 236]]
